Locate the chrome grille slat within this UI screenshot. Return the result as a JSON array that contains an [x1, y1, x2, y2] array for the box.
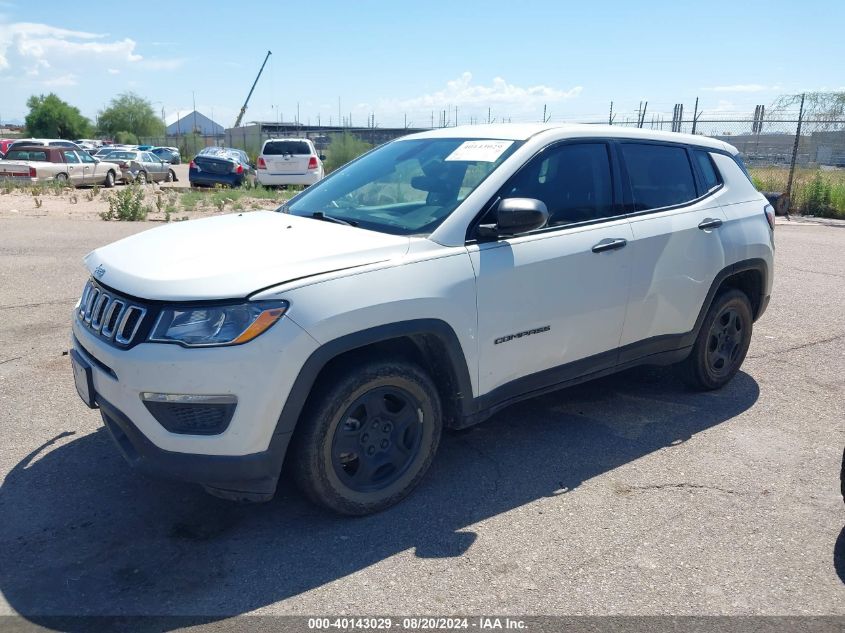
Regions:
[[101, 300, 125, 338], [83, 288, 100, 323], [76, 279, 148, 347], [91, 293, 111, 331], [115, 306, 146, 345]]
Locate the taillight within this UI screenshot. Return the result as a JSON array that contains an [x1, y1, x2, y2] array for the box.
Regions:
[[307, 156, 318, 170], [235, 164, 244, 175], [189, 160, 196, 169], [29, 166, 36, 178], [764, 204, 775, 231], [257, 157, 266, 170]]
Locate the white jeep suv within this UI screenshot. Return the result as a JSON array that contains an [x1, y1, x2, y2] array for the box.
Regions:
[[70, 124, 774, 515], [256, 138, 325, 187]]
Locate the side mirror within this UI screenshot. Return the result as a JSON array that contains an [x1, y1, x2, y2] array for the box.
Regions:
[[318, 154, 326, 161], [477, 198, 549, 238], [93, 158, 100, 163]]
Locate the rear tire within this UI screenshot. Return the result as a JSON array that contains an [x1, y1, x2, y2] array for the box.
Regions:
[[136, 171, 147, 185], [680, 289, 753, 390], [104, 171, 115, 188], [166, 169, 175, 183], [290, 360, 442, 515]]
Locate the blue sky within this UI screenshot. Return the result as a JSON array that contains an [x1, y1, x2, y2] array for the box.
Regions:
[[0, 0, 842, 128]]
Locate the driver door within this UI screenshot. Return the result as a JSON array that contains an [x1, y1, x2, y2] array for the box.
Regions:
[[61, 150, 84, 186], [469, 141, 634, 399]]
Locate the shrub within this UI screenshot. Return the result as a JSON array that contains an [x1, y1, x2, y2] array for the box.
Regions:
[[114, 130, 139, 145], [100, 185, 146, 221], [324, 133, 371, 173]]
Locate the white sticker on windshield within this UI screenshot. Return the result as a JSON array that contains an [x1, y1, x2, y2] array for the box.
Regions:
[[445, 140, 514, 162]]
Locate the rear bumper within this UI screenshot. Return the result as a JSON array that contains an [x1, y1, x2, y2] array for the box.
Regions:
[[98, 396, 291, 500], [256, 170, 322, 186], [189, 168, 245, 187]]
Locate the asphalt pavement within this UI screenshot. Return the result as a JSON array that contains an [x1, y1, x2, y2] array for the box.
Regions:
[[0, 215, 843, 624]]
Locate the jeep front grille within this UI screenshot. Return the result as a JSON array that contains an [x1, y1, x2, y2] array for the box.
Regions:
[[77, 279, 148, 347]]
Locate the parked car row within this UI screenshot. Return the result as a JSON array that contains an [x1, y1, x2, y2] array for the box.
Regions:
[[185, 137, 326, 189], [0, 146, 122, 187], [1, 136, 330, 189], [0, 142, 177, 187]]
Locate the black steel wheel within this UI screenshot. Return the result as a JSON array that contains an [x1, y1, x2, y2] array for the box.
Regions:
[[705, 306, 745, 377], [331, 386, 424, 493], [680, 289, 753, 390], [291, 359, 442, 515]]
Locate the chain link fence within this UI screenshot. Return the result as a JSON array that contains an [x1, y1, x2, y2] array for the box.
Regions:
[[141, 109, 845, 217]]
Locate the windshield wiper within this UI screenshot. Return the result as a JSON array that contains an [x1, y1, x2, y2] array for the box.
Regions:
[[311, 211, 357, 227]]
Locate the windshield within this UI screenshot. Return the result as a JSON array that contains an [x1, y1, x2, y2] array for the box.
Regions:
[[279, 137, 521, 236]]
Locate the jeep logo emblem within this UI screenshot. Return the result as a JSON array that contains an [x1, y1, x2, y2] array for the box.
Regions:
[[94, 265, 106, 279]]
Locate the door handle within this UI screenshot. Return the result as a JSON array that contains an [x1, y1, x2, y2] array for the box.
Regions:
[[698, 218, 723, 230], [592, 238, 628, 253]]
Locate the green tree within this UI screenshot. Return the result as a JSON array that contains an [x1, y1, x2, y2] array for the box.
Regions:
[[324, 133, 372, 173], [97, 92, 164, 139], [24, 93, 92, 138]]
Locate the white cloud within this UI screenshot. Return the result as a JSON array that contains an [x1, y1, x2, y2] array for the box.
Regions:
[[706, 83, 780, 93], [137, 58, 184, 71], [42, 73, 77, 86], [0, 20, 178, 86], [379, 72, 583, 115]]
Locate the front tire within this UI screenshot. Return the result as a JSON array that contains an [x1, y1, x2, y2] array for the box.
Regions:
[[290, 360, 442, 515], [104, 170, 115, 188], [136, 171, 147, 185], [680, 289, 753, 390]]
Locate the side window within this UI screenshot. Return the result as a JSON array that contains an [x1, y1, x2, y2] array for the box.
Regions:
[[79, 151, 95, 164], [693, 150, 721, 191], [620, 143, 697, 210], [501, 142, 614, 226], [63, 151, 80, 163]]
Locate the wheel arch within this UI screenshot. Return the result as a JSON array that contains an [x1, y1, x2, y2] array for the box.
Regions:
[[274, 319, 475, 440], [691, 258, 769, 345]]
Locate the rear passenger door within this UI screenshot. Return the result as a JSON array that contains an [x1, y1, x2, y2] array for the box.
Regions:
[[61, 150, 84, 186], [470, 141, 634, 398], [617, 142, 728, 358], [78, 150, 99, 185]]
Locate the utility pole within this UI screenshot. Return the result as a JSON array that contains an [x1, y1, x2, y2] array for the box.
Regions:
[[609, 101, 614, 125], [785, 93, 806, 218], [691, 97, 700, 134]]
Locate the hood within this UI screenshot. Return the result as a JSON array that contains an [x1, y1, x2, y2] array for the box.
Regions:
[[84, 211, 411, 300]]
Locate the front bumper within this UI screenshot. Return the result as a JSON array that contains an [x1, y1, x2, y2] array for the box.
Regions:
[[71, 309, 320, 497], [98, 395, 290, 500]]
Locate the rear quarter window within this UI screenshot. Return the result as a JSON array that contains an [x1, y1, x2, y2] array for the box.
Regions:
[[693, 150, 722, 192], [620, 143, 697, 211], [6, 150, 48, 161], [263, 140, 312, 155]]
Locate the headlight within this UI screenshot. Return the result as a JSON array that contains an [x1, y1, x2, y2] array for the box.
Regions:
[[149, 300, 288, 347]]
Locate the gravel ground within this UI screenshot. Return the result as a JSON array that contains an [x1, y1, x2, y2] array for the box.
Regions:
[[0, 214, 842, 624]]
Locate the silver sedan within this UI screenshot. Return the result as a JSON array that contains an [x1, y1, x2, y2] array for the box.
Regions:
[[103, 150, 178, 184]]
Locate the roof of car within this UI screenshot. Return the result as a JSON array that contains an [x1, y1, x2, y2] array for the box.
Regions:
[[405, 123, 737, 154]]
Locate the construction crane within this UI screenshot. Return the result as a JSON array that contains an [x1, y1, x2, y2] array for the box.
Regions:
[[233, 50, 272, 129]]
